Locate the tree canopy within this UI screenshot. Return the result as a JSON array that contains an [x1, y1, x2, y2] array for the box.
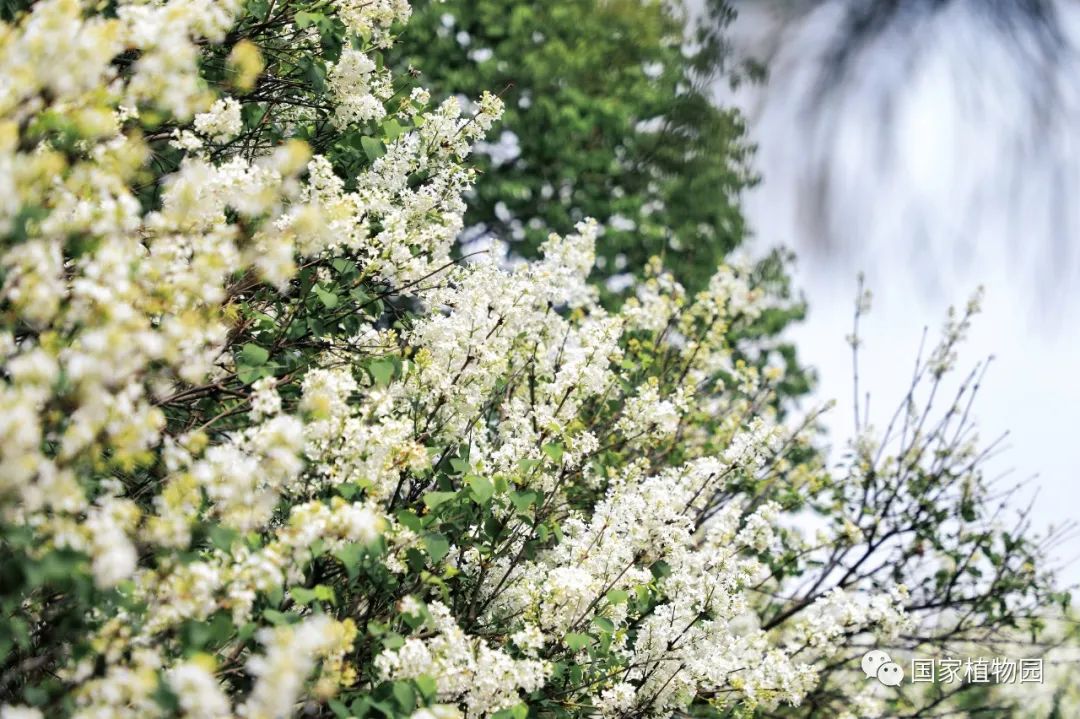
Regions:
[[399, 0, 755, 292]]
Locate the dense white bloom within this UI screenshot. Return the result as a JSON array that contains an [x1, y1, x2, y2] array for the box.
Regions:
[[166, 658, 231, 719], [376, 602, 549, 718], [328, 48, 390, 127], [333, 0, 411, 45], [597, 682, 636, 716], [81, 495, 141, 588], [792, 587, 914, 651], [615, 382, 684, 441], [510, 624, 545, 656], [0, 707, 44, 719], [736, 501, 783, 553], [240, 615, 357, 719], [194, 97, 244, 142], [250, 377, 283, 419]]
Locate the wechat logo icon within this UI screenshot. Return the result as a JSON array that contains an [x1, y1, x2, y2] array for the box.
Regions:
[[862, 649, 904, 687]]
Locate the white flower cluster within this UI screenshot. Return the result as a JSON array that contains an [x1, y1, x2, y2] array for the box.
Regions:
[[240, 615, 358, 719], [615, 381, 686, 442], [476, 430, 822, 714], [328, 48, 393, 127], [792, 585, 914, 651], [333, 0, 411, 47], [195, 97, 244, 143], [0, 0, 510, 713], [376, 602, 549, 718], [166, 657, 231, 719]]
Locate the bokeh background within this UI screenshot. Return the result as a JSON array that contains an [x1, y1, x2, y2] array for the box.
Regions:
[[716, 0, 1080, 580]]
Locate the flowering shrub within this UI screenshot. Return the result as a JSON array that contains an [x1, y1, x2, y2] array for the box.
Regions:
[[0, 1, 1068, 718]]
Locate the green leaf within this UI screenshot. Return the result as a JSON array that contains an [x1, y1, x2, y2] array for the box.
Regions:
[[294, 11, 325, 29], [369, 358, 395, 387], [350, 697, 373, 717], [22, 685, 49, 706], [422, 491, 458, 511], [392, 681, 415, 711], [382, 118, 405, 141], [605, 589, 629, 605], [492, 705, 529, 719], [262, 609, 296, 626], [361, 135, 385, 161], [449, 457, 470, 474], [24, 549, 86, 588], [510, 490, 538, 514], [236, 365, 267, 385], [423, 533, 450, 563], [207, 524, 239, 552], [302, 59, 327, 94], [331, 258, 356, 274], [517, 458, 540, 474], [401, 609, 426, 630], [333, 543, 365, 579], [395, 509, 423, 532], [328, 698, 351, 719], [563, 632, 592, 651], [240, 343, 269, 365], [511, 703, 528, 719], [542, 442, 564, 463], [314, 285, 339, 309], [368, 699, 395, 718], [7, 618, 28, 650], [466, 474, 494, 504], [415, 675, 437, 700], [592, 616, 615, 634]]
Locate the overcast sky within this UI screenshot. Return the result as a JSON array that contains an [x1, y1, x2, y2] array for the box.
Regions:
[[711, 0, 1080, 582]]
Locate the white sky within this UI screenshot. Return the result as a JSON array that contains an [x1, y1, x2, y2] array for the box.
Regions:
[[713, 0, 1080, 582]]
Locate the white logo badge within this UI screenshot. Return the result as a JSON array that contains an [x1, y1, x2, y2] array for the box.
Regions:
[[862, 649, 904, 687]]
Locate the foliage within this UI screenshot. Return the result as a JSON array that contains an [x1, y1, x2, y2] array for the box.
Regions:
[[397, 0, 754, 294], [0, 1, 1070, 719]]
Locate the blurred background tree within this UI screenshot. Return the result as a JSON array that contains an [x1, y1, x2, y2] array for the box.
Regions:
[[398, 0, 757, 292]]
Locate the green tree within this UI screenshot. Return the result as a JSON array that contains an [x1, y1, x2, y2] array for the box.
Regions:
[[399, 0, 755, 292]]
